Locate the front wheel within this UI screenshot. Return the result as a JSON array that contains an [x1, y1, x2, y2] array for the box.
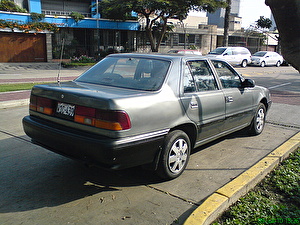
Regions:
[[276, 61, 281, 67], [249, 103, 266, 135], [260, 61, 266, 67], [156, 130, 191, 180]]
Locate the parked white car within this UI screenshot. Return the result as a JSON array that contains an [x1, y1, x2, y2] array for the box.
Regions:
[[250, 51, 283, 67], [168, 49, 202, 55], [206, 47, 251, 67]]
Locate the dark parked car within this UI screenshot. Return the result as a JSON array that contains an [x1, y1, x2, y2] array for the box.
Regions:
[[23, 53, 271, 179]]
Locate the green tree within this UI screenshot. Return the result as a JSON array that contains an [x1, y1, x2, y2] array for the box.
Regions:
[[99, 0, 226, 52], [256, 16, 272, 30]]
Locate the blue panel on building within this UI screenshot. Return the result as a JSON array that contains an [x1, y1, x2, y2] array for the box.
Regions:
[[0, 12, 140, 31], [29, 0, 42, 14]]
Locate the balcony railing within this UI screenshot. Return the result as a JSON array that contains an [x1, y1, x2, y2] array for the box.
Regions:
[[42, 10, 92, 18]]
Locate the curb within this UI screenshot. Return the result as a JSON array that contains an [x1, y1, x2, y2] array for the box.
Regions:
[[0, 99, 29, 109], [184, 131, 300, 225]]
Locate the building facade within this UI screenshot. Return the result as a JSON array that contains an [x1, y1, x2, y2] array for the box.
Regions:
[[0, 0, 140, 62], [0, 0, 267, 62]]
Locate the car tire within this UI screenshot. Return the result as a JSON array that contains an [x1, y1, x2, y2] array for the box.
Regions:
[[249, 103, 266, 135], [156, 130, 191, 179], [241, 60, 247, 68], [260, 61, 266, 67], [276, 61, 281, 67]]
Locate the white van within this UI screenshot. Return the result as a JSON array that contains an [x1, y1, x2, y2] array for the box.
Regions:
[[207, 47, 251, 67]]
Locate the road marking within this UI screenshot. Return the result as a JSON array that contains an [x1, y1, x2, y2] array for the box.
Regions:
[[268, 82, 291, 89]]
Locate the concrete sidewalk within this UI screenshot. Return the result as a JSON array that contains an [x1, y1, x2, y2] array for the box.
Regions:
[[1, 63, 300, 225], [0, 62, 90, 80], [0, 62, 91, 108]]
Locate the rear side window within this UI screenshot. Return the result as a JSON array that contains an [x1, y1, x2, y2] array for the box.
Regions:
[[184, 60, 218, 92], [76, 57, 170, 91], [212, 60, 242, 88]]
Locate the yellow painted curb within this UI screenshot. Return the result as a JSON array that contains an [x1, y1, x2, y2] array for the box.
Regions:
[[184, 131, 300, 225], [216, 156, 279, 205], [184, 193, 228, 225]]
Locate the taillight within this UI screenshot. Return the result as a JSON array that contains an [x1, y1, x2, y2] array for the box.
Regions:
[[30, 95, 131, 131], [29, 95, 37, 111], [74, 106, 96, 126], [74, 106, 131, 131], [95, 110, 131, 131], [30, 95, 54, 115]]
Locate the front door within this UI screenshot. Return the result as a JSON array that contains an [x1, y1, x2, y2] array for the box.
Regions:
[[211, 60, 254, 132], [180, 60, 225, 143]]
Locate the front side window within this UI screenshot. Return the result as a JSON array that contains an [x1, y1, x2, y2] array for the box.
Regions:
[[76, 57, 170, 91], [184, 60, 218, 92], [212, 60, 242, 88]]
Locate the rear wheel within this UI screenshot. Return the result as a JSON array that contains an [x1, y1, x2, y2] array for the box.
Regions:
[[241, 60, 247, 68], [156, 130, 191, 179], [249, 103, 266, 135]]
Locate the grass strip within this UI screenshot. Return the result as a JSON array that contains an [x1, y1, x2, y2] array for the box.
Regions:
[[213, 147, 300, 225], [0, 82, 51, 92]]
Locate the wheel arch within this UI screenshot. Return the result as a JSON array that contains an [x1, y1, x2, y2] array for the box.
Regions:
[[169, 123, 197, 149], [260, 97, 269, 111]]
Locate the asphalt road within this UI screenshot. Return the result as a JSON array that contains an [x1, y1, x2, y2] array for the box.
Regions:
[[0, 66, 300, 225]]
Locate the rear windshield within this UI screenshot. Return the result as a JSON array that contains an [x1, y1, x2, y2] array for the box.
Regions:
[[75, 56, 171, 91]]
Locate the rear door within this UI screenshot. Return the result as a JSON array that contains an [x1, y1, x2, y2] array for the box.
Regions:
[[180, 59, 226, 142], [211, 60, 255, 132]]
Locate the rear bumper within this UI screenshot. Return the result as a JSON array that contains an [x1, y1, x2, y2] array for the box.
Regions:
[[23, 116, 167, 169]]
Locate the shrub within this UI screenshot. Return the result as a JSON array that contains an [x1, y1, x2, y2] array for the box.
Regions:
[[0, 0, 27, 13], [71, 55, 95, 63], [69, 11, 84, 22]]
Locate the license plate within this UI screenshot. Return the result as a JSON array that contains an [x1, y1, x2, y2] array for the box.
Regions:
[[56, 102, 75, 118]]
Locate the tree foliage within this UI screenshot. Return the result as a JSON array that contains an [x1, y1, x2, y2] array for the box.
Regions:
[[256, 16, 272, 30], [99, 0, 227, 52]]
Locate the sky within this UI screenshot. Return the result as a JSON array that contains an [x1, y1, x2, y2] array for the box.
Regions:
[[188, 0, 272, 29], [239, 0, 272, 28]]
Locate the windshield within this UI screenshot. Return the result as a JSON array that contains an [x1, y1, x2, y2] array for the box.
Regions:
[[75, 56, 170, 91], [208, 48, 226, 55], [253, 52, 267, 57]]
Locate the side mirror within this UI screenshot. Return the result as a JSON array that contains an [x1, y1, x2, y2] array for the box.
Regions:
[[223, 53, 228, 56], [242, 78, 255, 88]]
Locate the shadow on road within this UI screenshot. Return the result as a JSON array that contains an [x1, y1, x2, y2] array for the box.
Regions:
[[0, 135, 165, 213]]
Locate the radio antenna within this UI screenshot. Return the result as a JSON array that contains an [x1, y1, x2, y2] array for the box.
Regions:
[[57, 38, 65, 84]]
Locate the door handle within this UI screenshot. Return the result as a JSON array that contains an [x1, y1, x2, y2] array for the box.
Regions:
[[190, 102, 198, 109], [226, 96, 234, 103]]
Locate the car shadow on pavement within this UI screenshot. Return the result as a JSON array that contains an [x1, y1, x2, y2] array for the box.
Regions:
[[0, 128, 257, 214], [0, 135, 163, 213]]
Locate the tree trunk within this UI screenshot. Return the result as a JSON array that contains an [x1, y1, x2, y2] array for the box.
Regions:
[[265, 0, 300, 72], [223, 0, 231, 47], [146, 28, 157, 52]]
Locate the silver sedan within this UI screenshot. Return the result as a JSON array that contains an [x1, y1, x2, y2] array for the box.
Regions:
[[250, 51, 283, 67], [23, 53, 271, 179]]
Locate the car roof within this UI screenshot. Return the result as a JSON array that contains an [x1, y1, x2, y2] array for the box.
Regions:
[[107, 53, 207, 61]]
